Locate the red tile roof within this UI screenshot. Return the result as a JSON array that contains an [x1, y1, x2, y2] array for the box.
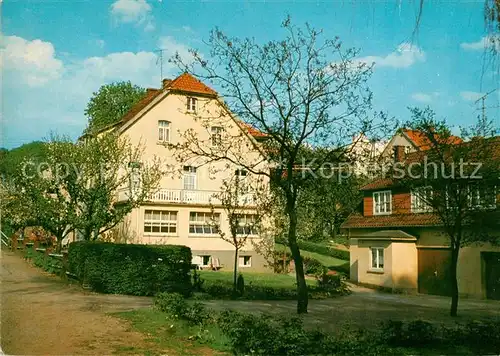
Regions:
[[360, 178, 394, 191], [121, 88, 162, 124], [341, 212, 442, 229], [165, 72, 217, 96], [402, 129, 463, 150], [238, 121, 268, 139]]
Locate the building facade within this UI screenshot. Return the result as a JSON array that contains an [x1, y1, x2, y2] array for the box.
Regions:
[[99, 73, 271, 271]]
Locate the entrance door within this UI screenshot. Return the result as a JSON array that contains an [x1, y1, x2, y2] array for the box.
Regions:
[[418, 248, 452, 296], [484, 252, 500, 300]]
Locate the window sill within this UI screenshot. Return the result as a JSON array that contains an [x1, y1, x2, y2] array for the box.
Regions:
[[373, 212, 392, 216], [188, 234, 219, 238], [157, 141, 170, 146], [144, 233, 179, 237], [367, 269, 384, 275]]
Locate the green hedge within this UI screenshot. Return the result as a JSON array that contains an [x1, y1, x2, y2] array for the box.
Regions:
[[68, 242, 192, 296], [275, 237, 349, 261]]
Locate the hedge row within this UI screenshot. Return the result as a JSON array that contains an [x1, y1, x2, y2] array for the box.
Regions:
[[68, 242, 192, 296], [275, 237, 350, 261]]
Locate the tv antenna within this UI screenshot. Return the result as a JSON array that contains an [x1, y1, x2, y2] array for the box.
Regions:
[[155, 48, 166, 84], [474, 88, 497, 135]]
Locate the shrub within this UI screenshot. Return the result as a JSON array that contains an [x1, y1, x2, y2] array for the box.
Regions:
[[303, 256, 325, 275], [155, 292, 188, 317], [192, 269, 204, 292], [236, 273, 245, 296], [68, 242, 192, 296]]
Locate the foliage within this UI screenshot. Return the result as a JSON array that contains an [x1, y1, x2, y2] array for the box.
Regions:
[[84, 81, 146, 134], [154, 292, 189, 317], [192, 269, 205, 292], [68, 242, 192, 296], [24, 248, 64, 275]]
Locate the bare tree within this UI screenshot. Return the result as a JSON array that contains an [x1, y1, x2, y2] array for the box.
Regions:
[[171, 17, 388, 313], [209, 174, 266, 293]]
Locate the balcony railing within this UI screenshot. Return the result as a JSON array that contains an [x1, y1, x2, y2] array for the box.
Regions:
[[117, 188, 255, 206]]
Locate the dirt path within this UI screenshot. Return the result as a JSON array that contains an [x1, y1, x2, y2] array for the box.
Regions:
[[1, 250, 156, 355]]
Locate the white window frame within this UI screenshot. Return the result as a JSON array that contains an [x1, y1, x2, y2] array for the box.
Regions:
[[238, 255, 252, 267], [189, 212, 220, 235], [187, 97, 197, 113], [144, 210, 178, 235], [211, 126, 223, 147], [370, 247, 384, 271], [183, 166, 197, 190], [199, 255, 211, 267], [236, 214, 259, 236], [467, 185, 497, 209], [373, 190, 392, 215], [411, 186, 433, 213], [158, 120, 170, 143]]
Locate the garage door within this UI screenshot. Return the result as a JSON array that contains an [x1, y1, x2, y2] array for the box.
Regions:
[[418, 248, 452, 296], [484, 252, 500, 300]]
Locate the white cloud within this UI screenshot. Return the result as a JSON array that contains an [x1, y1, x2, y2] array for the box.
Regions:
[[110, 0, 152, 27], [3, 34, 194, 148], [460, 91, 484, 101], [460, 35, 500, 51], [1, 35, 64, 86], [355, 43, 425, 69], [411, 92, 440, 103]]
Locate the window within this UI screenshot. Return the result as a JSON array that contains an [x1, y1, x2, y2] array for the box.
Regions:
[[187, 97, 197, 113], [211, 126, 223, 147], [373, 191, 392, 215], [189, 212, 220, 235], [144, 210, 177, 234], [236, 214, 259, 236], [235, 169, 248, 177], [468, 185, 496, 209], [404, 146, 412, 155], [239, 255, 252, 267], [158, 120, 170, 143], [411, 186, 433, 213], [370, 247, 384, 270], [199, 255, 211, 267], [183, 166, 197, 190]]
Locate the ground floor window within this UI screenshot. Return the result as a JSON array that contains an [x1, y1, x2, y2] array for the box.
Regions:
[[239, 255, 252, 267], [200, 255, 211, 267], [370, 247, 384, 270], [144, 210, 177, 234]]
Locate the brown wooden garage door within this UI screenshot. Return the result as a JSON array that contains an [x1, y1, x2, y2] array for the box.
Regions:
[[418, 248, 452, 296], [484, 252, 500, 300]]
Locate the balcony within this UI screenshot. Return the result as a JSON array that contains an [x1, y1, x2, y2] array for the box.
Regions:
[[116, 188, 255, 206]]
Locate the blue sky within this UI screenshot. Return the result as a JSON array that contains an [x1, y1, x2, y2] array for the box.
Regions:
[[2, 0, 499, 149]]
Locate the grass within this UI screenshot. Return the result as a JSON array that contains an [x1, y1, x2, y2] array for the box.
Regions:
[[114, 308, 230, 356], [274, 243, 347, 267], [198, 270, 316, 287]]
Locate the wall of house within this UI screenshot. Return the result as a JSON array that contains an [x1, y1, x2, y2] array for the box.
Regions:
[[390, 242, 418, 290], [119, 204, 269, 272], [350, 238, 394, 289]]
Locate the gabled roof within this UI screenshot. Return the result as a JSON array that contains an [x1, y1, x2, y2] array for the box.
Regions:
[[121, 88, 162, 124], [401, 129, 463, 150], [360, 178, 394, 191], [165, 72, 217, 97]]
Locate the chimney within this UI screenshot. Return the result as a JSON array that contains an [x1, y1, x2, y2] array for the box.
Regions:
[[393, 145, 405, 163], [162, 78, 172, 89]]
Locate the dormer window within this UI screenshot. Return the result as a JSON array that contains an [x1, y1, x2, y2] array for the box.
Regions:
[[411, 186, 433, 213], [187, 97, 197, 113], [158, 120, 170, 143], [373, 190, 392, 215]]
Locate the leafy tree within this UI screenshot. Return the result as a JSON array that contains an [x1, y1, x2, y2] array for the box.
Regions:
[[396, 107, 500, 316], [58, 134, 163, 241], [0, 141, 47, 179], [171, 17, 387, 313], [85, 81, 146, 134]]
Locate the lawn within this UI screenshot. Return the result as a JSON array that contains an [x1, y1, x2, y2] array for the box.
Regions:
[[274, 243, 347, 268], [198, 269, 316, 287]]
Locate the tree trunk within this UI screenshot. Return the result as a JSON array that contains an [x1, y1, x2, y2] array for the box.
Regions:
[[287, 205, 308, 314], [233, 247, 239, 293], [450, 246, 460, 317]]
